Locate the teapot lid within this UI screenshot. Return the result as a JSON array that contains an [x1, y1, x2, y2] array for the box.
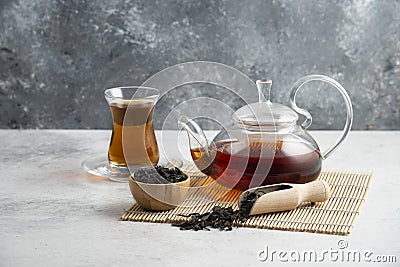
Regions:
[[233, 79, 298, 127]]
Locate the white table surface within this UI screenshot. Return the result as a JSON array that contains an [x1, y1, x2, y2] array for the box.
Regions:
[[1, 130, 399, 266]]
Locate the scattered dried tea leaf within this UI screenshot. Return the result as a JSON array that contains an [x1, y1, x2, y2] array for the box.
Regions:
[[172, 206, 241, 231], [171, 191, 267, 231], [172, 206, 252, 231]]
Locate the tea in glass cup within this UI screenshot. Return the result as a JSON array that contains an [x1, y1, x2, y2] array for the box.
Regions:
[[105, 87, 160, 169], [82, 86, 160, 182]]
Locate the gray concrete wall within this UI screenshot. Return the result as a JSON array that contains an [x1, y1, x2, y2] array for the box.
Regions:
[[0, 0, 399, 130]]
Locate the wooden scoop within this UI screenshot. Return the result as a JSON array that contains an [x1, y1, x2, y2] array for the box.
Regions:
[[238, 180, 331, 216]]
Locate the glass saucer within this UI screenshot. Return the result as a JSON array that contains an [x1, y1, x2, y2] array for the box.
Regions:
[[81, 157, 131, 183], [81, 156, 184, 183]]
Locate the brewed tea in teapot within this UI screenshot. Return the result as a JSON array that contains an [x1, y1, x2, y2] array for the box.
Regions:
[[179, 75, 353, 191]]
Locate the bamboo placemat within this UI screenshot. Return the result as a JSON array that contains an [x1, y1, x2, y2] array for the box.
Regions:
[[121, 165, 372, 235]]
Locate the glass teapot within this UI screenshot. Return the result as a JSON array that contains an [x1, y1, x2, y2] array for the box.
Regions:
[[178, 75, 353, 191]]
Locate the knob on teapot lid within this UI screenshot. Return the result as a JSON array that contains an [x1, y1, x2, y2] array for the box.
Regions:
[[232, 79, 298, 128]]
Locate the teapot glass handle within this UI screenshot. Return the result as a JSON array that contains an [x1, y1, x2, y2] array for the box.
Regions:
[[289, 75, 353, 159]]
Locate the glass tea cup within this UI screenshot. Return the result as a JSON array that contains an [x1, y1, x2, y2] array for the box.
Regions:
[[82, 86, 160, 182]]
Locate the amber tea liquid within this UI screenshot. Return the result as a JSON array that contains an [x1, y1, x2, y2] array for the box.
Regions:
[[191, 140, 321, 191], [108, 100, 159, 168]]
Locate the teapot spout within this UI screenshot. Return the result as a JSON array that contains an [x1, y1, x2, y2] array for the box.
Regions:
[[177, 116, 210, 154], [178, 116, 217, 174]]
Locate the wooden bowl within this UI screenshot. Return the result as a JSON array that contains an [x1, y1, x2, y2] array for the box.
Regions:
[[128, 174, 190, 211]]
